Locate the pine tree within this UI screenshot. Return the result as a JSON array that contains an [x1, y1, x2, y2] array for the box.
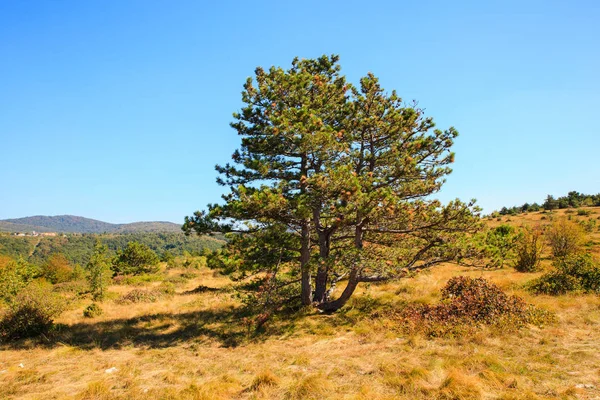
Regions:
[[87, 243, 112, 300], [184, 55, 481, 314]]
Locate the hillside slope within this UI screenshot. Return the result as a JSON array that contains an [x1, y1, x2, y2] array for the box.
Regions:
[[0, 215, 181, 233]]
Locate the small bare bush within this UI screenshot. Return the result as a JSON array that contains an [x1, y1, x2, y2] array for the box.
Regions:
[[546, 218, 585, 258], [514, 226, 544, 272], [117, 282, 175, 304]]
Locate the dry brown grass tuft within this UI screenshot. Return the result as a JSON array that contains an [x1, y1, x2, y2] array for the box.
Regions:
[[249, 369, 279, 391], [284, 373, 333, 400]]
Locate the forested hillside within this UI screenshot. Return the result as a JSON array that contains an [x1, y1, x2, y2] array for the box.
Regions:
[[0, 232, 224, 266], [0, 215, 182, 234]]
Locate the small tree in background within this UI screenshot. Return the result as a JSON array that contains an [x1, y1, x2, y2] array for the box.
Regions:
[[543, 195, 559, 210], [87, 243, 112, 301], [514, 226, 544, 272], [42, 254, 74, 284], [0, 256, 39, 303], [485, 225, 517, 268], [160, 250, 177, 268], [113, 241, 160, 275], [546, 218, 585, 258]]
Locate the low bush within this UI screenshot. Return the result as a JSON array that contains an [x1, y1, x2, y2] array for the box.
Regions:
[[529, 254, 600, 295], [391, 277, 553, 337], [546, 218, 585, 258], [117, 288, 163, 304], [113, 273, 164, 286], [83, 303, 103, 318], [159, 281, 176, 295], [53, 279, 89, 295], [0, 257, 39, 303], [514, 227, 544, 272], [165, 271, 197, 285], [117, 282, 175, 304], [0, 282, 65, 342], [41, 254, 75, 284]]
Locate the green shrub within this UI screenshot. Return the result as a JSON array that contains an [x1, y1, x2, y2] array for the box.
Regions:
[[158, 281, 176, 295], [0, 282, 65, 342], [0, 256, 39, 303], [580, 218, 597, 233], [577, 209, 591, 216], [514, 227, 544, 272], [529, 271, 582, 295], [53, 279, 89, 295], [529, 254, 600, 295], [117, 273, 164, 286], [113, 241, 160, 275], [485, 225, 517, 268], [83, 303, 103, 318], [87, 244, 112, 301]]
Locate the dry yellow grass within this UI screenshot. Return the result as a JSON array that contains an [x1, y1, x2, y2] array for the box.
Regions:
[[2, 209, 600, 399]]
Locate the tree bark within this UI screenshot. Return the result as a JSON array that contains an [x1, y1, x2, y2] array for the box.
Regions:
[[300, 221, 312, 305], [313, 229, 330, 303], [317, 267, 359, 312], [317, 223, 364, 311]]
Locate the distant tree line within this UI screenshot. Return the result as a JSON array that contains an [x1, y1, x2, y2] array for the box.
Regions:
[[0, 232, 224, 267], [495, 191, 600, 216]]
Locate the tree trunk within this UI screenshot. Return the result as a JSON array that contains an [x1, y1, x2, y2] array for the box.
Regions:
[[318, 222, 364, 311], [313, 230, 330, 303], [300, 222, 312, 306], [317, 267, 359, 312]]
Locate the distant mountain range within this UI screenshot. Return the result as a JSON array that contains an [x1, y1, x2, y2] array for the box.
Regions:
[[0, 215, 183, 234]]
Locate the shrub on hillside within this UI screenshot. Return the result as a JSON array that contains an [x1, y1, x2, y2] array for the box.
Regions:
[[514, 227, 544, 272], [87, 244, 112, 301], [529, 254, 600, 295], [116, 283, 175, 304], [393, 277, 553, 337], [0, 282, 64, 342], [485, 225, 517, 268], [117, 288, 163, 304], [0, 256, 39, 303], [42, 254, 75, 284], [53, 279, 89, 295], [113, 241, 160, 275], [83, 303, 103, 318], [546, 219, 586, 258]]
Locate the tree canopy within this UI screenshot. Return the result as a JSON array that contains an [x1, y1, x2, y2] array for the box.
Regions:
[[184, 55, 481, 315], [113, 241, 159, 275]]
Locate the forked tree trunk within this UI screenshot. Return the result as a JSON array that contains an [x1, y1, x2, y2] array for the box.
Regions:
[[317, 267, 359, 312], [316, 225, 364, 312]]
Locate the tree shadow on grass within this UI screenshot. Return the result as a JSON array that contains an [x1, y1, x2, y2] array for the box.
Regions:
[[1, 288, 389, 351], [1, 307, 254, 351], [0, 303, 317, 351]]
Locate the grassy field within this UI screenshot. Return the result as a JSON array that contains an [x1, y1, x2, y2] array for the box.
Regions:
[[2, 208, 600, 399]]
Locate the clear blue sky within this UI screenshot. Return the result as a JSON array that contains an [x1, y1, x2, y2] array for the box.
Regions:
[[1, 1, 598, 223]]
